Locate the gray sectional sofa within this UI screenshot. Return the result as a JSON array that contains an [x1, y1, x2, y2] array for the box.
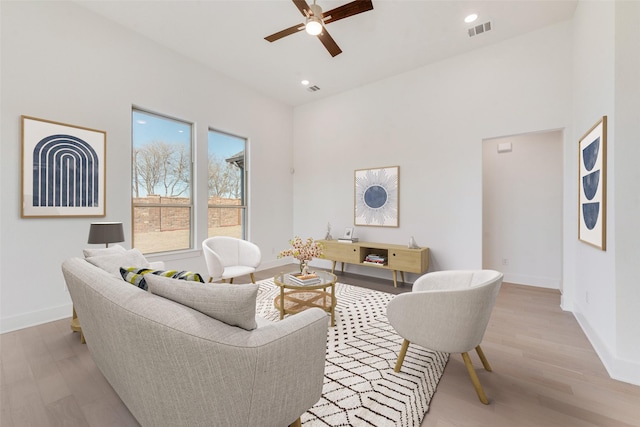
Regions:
[[62, 255, 328, 427]]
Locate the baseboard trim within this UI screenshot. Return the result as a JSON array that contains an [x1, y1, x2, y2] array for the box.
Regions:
[[573, 309, 640, 386], [1, 303, 73, 334], [503, 273, 560, 289]]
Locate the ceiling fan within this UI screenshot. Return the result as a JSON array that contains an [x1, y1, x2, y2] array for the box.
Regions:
[[265, 0, 374, 57]]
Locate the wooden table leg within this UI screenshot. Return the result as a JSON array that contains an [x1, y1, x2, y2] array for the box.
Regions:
[[331, 260, 336, 274], [70, 306, 85, 344], [330, 283, 336, 327], [392, 270, 398, 287], [400, 271, 405, 283], [279, 287, 285, 320]]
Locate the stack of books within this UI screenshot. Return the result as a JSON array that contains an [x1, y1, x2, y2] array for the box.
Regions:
[[338, 237, 359, 243], [363, 254, 387, 266], [288, 273, 321, 285]]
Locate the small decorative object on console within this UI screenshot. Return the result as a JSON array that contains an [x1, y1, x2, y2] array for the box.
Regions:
[[338, 237, 359, 243], [408, 236, 420, 249], [339, 227, 358, 243], [324, 222, 333, 240]]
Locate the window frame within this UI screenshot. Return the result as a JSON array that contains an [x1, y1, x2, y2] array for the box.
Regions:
[[131, 107, 195, 254], [207, 128, 248, 240]]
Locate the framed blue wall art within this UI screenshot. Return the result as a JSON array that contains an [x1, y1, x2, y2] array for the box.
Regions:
[[578, 116, 606, 250], [21, 116, 106, 218], [354, 166, 399, 227]]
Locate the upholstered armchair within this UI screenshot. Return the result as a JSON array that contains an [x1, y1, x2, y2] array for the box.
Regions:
[[386, 270, 503, 404], [202, 236, 261, 283]]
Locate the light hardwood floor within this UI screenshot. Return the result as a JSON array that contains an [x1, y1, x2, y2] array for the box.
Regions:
[[1, 265, 639, 426]]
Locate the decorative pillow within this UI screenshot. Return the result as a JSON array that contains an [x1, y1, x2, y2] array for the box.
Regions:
[[83, 244, 126, 258], [86, 248, 149, 276], [119, 267, 205, 291], [145, 274, 258, 331]]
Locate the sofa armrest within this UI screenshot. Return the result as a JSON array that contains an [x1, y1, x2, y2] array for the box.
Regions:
[[148, 261, 165, 269], [246, 308, 328, 426]]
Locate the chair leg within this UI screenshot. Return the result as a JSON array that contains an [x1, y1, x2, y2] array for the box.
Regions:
[[250, 273, 256, 283], [289, 417, 301, 427], [229, 277, 233, 284], [208, 277, 213, 283], [461, 352, 489, 405], [475, 345, 492, 371], [394, 339, 410, 372]]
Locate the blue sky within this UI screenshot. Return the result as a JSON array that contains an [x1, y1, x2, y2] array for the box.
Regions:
[[132, 110, 245, 159], [208, 129, 244, 159], [132, 110, 191, 147]]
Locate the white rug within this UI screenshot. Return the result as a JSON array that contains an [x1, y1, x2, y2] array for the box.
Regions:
[[255, 279, 449, 427]]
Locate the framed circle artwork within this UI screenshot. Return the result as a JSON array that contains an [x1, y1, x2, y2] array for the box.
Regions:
[[354, 166, 399, 227]]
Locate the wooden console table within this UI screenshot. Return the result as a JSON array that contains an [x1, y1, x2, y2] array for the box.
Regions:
[[319, 240, 429, 287]]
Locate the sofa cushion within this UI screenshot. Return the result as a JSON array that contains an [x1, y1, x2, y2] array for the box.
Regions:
[[119, 267, 205, 291], [86, 248, 149, 276], [83, 244, 126, 258], [145, 274, 259, 330]]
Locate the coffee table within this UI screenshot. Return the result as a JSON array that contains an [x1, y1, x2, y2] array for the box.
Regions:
[[273, 270, 338, 327]]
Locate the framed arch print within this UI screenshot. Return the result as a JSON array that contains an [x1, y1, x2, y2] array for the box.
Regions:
[[354, 166, 399, 227], [578, 116, 606, 250], [21, 116, 106, 218]]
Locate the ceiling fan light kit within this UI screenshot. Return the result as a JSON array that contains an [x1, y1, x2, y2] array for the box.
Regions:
[[305, 16, 323, 35], [265, 0, 374, 57]]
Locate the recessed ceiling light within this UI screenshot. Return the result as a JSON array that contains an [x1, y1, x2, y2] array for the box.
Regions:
[[464, 14, 478, 23], [301, 80, 310, 86]]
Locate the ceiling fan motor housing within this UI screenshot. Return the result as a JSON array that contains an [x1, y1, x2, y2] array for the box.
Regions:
[[309, 3, 323, 18]]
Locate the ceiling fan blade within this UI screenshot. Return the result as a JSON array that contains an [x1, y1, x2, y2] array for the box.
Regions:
[[265, 23, 305, 42], [292, 0, 312, 17], [317, 29, 342, 57], [323, 0, 373, 25]]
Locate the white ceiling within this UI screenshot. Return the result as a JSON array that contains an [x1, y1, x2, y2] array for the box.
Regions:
[[76, 0, 577, 106]]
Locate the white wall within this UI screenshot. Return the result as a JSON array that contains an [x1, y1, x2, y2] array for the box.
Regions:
[[293, 22, 572, 281], [567, 0, 640, 384], [613, 0, 640, 370], [482, 131, 563, 289], [0, 1, 294, 332]]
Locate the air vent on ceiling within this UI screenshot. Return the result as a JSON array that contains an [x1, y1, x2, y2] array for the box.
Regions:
[[468, 21, 492, 37], [307, 85, 321, 92]]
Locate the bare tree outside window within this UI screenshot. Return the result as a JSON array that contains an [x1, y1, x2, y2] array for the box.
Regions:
[[132, 110, 193, 254]]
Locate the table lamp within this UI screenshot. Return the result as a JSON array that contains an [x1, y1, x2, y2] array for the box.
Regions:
[[87, 222, 124, 247]]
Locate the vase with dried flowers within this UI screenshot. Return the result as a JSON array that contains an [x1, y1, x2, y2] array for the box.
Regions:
[[278, 236, 324, 273]]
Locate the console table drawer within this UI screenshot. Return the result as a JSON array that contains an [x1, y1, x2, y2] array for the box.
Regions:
[[388, 249, 428, 274], [322, 241, 360, 263]]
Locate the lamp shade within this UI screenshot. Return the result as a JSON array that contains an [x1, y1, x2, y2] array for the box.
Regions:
[[88, 222, 124, 247]]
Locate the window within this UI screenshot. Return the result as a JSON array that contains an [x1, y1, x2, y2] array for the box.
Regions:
[[207, 129, 247, 239], [132, 109, 193, 254]]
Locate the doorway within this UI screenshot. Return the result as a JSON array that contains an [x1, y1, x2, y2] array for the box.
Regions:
[[482, 130, 563, 289]]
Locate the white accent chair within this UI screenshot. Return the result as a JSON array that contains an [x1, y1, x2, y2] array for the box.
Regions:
[[202, 236, 261, 284], [386, 270, 503, 404]]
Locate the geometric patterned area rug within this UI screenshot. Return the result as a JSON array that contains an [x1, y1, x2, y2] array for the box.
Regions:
[[255, 279, 449, 427]]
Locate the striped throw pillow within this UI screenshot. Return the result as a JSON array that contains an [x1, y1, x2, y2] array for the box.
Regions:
[[119, 267, 205, 291]]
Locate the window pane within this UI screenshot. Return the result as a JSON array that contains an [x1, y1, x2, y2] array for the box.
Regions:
[[133, 206, 191, 254], [132, 110, 193, 253], [207, 207, 245, 239], [208, 130, 246, 238]]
